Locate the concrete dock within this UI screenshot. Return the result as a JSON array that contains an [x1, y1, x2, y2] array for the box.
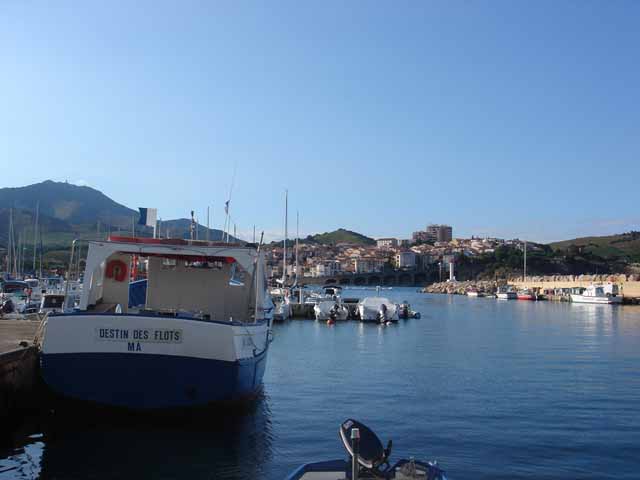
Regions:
[[0, 319, 44, 423]]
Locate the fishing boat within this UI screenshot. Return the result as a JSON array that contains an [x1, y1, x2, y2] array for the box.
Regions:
[[40, 236, 274, 410], [496, 286, 517, 300], [357, 297, 399, 323], [286, 418, 447, 480], [570, 284, 623, 304], [516, 288, 536, 301]]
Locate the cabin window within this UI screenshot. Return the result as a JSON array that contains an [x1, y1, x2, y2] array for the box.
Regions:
[[185, 260, 224, 269], [162, 258, 177, 268]]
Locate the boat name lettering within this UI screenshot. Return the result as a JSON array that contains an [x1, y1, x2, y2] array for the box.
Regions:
[[96, 328, 182, 343]]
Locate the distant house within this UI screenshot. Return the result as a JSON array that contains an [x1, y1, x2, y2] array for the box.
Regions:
[[395, 251, 417, 269], [376, 238, 398, 248], [315, 260, 341, 277], [354, 257, 386, 274]]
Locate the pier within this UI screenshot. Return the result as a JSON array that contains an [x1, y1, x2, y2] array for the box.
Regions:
[[0, 319, 43, 423]]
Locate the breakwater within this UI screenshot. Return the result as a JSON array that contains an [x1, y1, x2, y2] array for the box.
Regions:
[[423, 274, 640, 301]]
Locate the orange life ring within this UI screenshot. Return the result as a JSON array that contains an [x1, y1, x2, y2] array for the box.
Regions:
[[106, 259, 128, 282]]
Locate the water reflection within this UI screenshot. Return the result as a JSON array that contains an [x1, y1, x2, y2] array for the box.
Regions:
[[2, 395, 274, 480]]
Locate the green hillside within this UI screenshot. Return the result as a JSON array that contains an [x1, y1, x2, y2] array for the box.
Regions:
[[304, 228, 375, 246], [0, 180, 137, 227], [549, 231, 640, 262]]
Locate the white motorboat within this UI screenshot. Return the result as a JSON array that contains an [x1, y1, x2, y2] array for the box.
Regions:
[[270, 287, 292, 321], [357, 297, 398, 323], [466, 289, 484, 298], [40, 236, 274, 410], [571, 284, 623, 304], [496, 286, 517, 300], [313, 299, 349, 321]]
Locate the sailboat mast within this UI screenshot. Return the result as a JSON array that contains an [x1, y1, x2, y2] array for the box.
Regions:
[[523, 241, 527, 281], [295, 211, 299, 287], [7, 208, 12, 275], [32, 202, 39, 274], [206, 206, 210, 242], [282, 190, 288, 285]]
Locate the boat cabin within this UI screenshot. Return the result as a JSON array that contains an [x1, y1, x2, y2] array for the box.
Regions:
[[77, 237, 268, 323]]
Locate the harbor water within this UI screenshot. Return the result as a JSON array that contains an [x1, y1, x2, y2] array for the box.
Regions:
[[2, 288, 640, 479]]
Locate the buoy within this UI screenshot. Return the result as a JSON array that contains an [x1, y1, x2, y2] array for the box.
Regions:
[[327, 319, 335, 325]]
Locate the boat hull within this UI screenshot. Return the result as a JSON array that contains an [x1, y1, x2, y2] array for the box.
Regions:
[[517, 295, 535, 301], [41, 350, 267, 410], [570, 295, 623, 304], [496, 292, 517, 300], [40, 313, 270, 410]]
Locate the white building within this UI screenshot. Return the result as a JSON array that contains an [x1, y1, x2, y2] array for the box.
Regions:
[[376, 238, 398, 248], [395, 251, 417, 269], [314, 261, 341, 277], [353, 258, 386, 274]]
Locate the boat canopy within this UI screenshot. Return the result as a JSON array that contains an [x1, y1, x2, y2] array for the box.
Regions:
[[78, 238, 266, 321]]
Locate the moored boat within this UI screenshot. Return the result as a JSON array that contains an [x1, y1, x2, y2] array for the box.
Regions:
[[496, 286, 517, 300], [40, 236, 274, 410], [357, 297, 399, 323], [570, 284, 623, 304], [516, 288, 536, 300], [314, 299, 349, 321]]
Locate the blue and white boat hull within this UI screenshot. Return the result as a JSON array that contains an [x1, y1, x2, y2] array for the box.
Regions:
[[40, 313, 270, 410]]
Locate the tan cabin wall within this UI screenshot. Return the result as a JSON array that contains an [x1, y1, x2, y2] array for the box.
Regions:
[[145, 257, 253, 321], [100, 253, 132, 312]]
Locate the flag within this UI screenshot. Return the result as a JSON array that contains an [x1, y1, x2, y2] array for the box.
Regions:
[[138, 208, 157, 227], [224, 200, 229, 214]]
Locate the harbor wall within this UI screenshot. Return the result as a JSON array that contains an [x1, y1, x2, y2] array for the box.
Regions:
[[0, 346, 40, 422], [510, 279, 640, 298]]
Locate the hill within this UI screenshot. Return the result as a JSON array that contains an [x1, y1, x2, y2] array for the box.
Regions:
[[303, 228, 375, 246], [0, 180, 137, 227], [549, 231, 640, 263]]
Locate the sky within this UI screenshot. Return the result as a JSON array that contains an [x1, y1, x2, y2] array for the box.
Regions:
[[1, 1, 638, 243]]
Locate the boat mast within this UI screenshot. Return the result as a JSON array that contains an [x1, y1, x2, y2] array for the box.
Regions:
[[32, 202, 39, 275], [281, 190, 288, 286], [523, 241, 527, 281], [206, 206, 210, 242], [295, 211, 299, 287]]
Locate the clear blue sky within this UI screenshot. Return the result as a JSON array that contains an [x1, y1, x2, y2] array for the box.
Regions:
[[1, 1, 638, 242]]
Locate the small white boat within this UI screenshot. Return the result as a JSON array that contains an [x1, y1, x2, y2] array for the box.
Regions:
[[496, 286, 517, 300], [357, 297, 398, 323], [314, 300, 349, 321], [39, 293, 66, 315], [466, 289, 484, 298], [571, 284, 623, 304], [270, 288, 291, 321]]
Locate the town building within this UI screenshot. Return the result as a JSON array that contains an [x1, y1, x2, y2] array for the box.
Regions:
[[314, 260, 341, 277], [395, 251, 417, 269], [376, 238, 398, 248], [353, 257, 386, 274], [426, 224, 453, 242]]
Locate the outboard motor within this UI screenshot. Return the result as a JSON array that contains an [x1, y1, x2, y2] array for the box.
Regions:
[[329, 304, 338, 322], [1, 298, 15, 314], [378, 303, 388, 324], [339, 418, 447, 480], [401, 302, 410, 319]]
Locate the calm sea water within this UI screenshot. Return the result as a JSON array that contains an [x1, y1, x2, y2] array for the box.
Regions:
[[2, 288, 640, 479]]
